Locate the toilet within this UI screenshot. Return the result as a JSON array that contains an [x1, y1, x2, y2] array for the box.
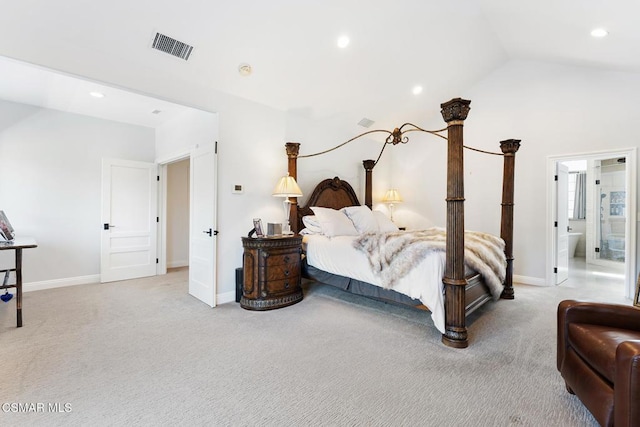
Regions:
[[568, 233, 582, 258]]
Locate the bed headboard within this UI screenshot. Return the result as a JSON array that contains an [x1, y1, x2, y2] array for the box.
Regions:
[[296, 176, 360, 232]]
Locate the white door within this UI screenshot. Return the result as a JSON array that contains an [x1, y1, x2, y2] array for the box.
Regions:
[[188, 145, 217, 307], [101, 159, 158, 283], [555, 162, 569, 284]]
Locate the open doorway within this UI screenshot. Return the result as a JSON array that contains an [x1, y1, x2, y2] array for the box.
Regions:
[[166, 158, 190, 271], [547, 148, 636, 300], [593, 158, 626, 266], [157, 144, 218, 307]]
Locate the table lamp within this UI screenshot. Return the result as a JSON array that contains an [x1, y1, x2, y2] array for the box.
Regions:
[[272, 174, 303, 234], [382, 189, 403, 222]]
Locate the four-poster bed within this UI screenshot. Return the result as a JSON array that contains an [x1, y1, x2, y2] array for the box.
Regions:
[[283, 98, 520, 348]]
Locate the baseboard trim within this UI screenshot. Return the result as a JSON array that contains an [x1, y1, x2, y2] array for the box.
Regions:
[[24, 274, 100, 292], [216, 291, 235, 305], [167, 260, 188, 269], [514, 275, 547, 287]]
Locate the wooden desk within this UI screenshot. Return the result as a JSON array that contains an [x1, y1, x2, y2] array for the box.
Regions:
[[0, 237, 37, 327]]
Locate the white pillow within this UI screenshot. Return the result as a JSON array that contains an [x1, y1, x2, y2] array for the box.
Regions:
[[341, 206, 379, 234], [301, 215, 323, 234], [373, 210, 399, 232], [310, 207, 359, 237]]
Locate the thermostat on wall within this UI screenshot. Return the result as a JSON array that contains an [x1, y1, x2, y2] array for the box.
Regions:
[[232, 184, 243, 194]]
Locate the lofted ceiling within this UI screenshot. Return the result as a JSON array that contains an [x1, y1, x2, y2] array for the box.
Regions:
[[0, 0, 638, 128]]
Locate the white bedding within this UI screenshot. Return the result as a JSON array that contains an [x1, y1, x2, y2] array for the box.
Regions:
[[303, 234, 447, 333]]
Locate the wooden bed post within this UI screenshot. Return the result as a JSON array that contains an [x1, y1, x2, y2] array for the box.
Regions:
[[286, 142, 301, 234], [499, 139, 521, 300], [440, 98, 471, 349], [363, 160, 375, 209]]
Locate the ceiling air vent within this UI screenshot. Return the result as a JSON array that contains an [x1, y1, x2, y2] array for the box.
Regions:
[[151, 32, 194, 61]]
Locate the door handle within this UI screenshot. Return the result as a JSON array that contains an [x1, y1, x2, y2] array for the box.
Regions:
[[103, 223, 116, 230], [203, 228, 212, 237]]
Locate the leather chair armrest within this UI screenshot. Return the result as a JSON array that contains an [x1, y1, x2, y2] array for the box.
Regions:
[[557, 300, 640, 371], [615, 340, 640, 427]]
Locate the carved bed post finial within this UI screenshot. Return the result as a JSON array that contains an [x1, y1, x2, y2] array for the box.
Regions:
[[285, 142, 301, 233], [499, 139, 521, 300], [440, 98, 471, 349], [440, 98, 471, 124], [362, 160, 375, 209]]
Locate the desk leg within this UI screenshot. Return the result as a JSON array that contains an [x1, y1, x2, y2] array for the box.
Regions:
[[15, 248, 22, 327]]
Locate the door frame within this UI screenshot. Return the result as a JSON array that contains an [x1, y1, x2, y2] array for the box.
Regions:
[[546, 147, 637, 299], [555, 162, 569, 285], [156, 147, 219, 307], [156, 150, 191, 276]]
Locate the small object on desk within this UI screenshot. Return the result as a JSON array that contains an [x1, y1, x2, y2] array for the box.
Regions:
[[0, 210, 15, 241], [267, 223, 282, 236], [252, 218, 264, 237]]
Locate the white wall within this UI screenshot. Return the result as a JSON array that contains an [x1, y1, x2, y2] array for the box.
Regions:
[[156, 93, 289, 301], [166, 159, 189, 268], [391, 59, 640, 283], [0, 99, 155, 285], [285, 113, 393, 213], [214, 96, 288, 300], [156, 109, 217, 161]]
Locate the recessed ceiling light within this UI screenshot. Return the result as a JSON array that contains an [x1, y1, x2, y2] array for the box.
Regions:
[[590, 28, 608, 38], [337, 35, 350, 49], [412, 86, 423, 95], [238, 63, 252, 76], [89, 91, 105, 98]]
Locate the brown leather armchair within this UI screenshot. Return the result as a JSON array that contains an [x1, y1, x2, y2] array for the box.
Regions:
[[557, 300, 640, 427]]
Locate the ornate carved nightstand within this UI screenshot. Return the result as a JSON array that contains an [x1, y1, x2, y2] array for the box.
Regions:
[[240, 235, 303, 310]]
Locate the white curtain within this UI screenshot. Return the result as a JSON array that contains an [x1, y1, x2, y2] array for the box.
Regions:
[[573, 172, 587, 219]]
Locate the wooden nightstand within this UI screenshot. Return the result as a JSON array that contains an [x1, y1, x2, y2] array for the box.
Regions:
[[240, 235, 303, 310]]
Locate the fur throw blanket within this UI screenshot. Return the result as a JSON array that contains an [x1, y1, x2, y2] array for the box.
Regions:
[[352, 227, 507, 299]]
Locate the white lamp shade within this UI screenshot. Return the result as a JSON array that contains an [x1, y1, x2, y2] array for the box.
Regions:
[[273, 175, 303, 197], [382, 189, 403, 203]]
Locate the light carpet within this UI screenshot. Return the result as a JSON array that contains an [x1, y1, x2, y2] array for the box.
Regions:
[[0, 266, 631, 426]]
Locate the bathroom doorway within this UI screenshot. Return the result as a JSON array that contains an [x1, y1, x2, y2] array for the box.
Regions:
[[593, 158, 626, 265], [547, 148, 636, 300]]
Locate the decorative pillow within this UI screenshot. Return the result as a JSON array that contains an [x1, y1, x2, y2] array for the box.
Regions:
[[310, 207, 359, 237], [302, 215, 323, 234], [341, 206, 379, 234], [373, 210, 399, 232]]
